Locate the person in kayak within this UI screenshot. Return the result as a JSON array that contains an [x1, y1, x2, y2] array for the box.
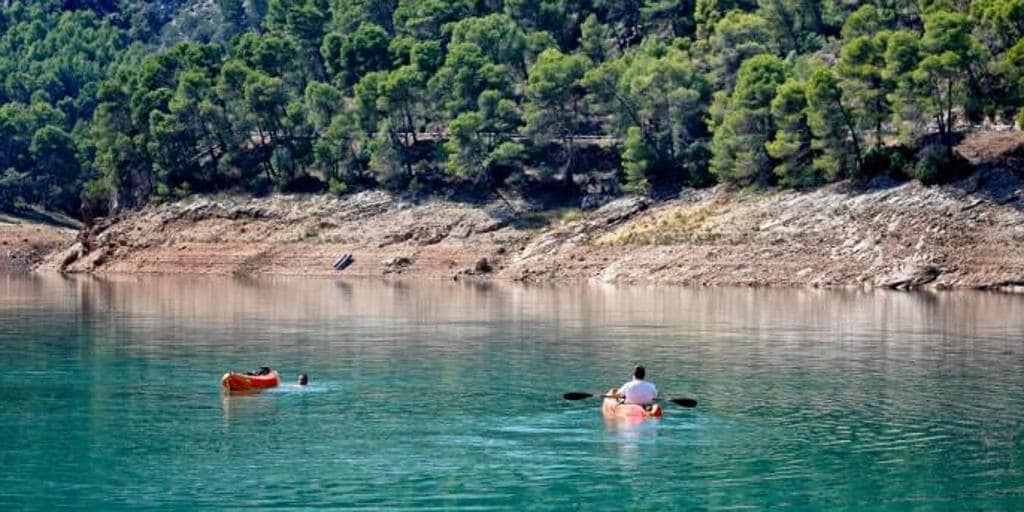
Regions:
[[614, 366, 659, 405], [297, 373, 308, 386]]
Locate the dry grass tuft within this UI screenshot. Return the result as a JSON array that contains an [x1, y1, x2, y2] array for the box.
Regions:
[[596, 199, 727, 245]]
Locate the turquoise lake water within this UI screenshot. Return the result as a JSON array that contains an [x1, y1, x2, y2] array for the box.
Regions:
[[1, 275, 1023, 510]]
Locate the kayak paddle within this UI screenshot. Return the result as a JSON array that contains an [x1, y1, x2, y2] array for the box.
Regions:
[[562, 391, 697, 408], [563, 391, 600, 400], [665, 397, 698, 408]]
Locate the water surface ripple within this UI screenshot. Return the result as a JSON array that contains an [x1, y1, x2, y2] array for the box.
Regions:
[[1, 276, 1023, 510]]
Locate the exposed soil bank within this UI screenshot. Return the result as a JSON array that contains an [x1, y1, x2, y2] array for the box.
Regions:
[[30, 167, 1024, 291], [0, 216, 75, 272], [508, 178, 1024, 291], [14, 131, 1024, 291], [47, 191, 531, 281]]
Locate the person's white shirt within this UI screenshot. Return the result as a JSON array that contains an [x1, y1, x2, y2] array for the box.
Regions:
[[618, 378, 658, 405]]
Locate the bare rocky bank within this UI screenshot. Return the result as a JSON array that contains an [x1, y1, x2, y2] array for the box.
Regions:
[[8, 132, 1022, 290], [0, 216, 75, 273], [28, 164, 1024, 291]]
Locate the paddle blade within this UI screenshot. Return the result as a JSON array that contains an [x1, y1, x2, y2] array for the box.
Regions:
[[670, 397, 698, 408], [563, 392, 594, 400]]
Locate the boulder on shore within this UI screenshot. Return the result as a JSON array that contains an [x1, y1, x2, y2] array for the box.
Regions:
[[878, 264, 941, 290]]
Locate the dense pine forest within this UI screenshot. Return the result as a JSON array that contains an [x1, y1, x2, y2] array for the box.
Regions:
[[2, 0, 1023, 218]]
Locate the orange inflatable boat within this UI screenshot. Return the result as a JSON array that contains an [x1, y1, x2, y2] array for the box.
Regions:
[[602, 388, 663, 419], [221, 369, 280, 391]]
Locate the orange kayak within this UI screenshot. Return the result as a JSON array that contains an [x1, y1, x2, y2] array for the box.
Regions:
[[602, 388, 663, 419], [221, 370, 280, 391]]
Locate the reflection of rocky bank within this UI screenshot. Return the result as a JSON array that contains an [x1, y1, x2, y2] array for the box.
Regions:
[[5, 275, 1023, 339], [30, 166, 1024, 291]]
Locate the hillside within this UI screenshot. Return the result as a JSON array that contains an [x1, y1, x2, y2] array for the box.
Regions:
[[5, 2, 1024, 290], [5, 1, 1024, 223], [38, 134, 1024, 291]]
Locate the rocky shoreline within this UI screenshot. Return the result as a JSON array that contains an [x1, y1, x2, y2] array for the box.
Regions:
[[7, 163, 1019, 292], [0, 216, 75, 273], [7, 128, 1024, 291]]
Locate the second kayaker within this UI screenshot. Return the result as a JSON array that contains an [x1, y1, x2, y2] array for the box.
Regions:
[[614, 365, 659, 405]]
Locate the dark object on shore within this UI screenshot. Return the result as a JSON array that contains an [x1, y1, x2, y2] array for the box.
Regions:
[[474, 257, 492, 273], [880, 264, 941, 290], [298, 373, 309, 386], [333, 253, 354, 270]]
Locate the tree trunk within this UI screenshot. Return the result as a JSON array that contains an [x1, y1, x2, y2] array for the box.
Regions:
[[834, 96, 863, 171], [944, 78, 955, 144]]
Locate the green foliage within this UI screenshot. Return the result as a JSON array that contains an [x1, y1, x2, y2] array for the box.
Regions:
[[805, 66, 862, 180], [884, 29, 925, 140], [766, 79, 817, 187], [585, 43, 711, 191], [217, 0, 249, 37], [579, 14, 613, 63], [710, 54, 788, 186], [444, 87, 525, 189], [860, 145, 911, 180], [837, 28, 892, 147], [449, 14, 528, 75], [304, 81, 344, 128], [695, 0, 759, 37], [621, 127, 654, 193], [840, 4, 884, 40], [523, 48, 591, 185], [911, 143, 969, 184], [999, 38, 1024, 123], [367, 122, 407, 189], [917, 10, 990, 127], [444, 112, 488, 180], [524, 49, 591, 144], [393, 0, 473, 39], [702, 11, 775, 91], [430, 43, 512, 117], [231, 31, 301, 79], [505, 0, 582, 48], [758, 0, 822, 54], [970, 0, 1024, 54], [2, 0, 1018, 217], [322, 22, 390, 86]]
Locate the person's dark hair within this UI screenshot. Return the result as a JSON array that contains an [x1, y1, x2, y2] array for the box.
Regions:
[[298, 373, 309, 386], [633, 366, 645, 380]]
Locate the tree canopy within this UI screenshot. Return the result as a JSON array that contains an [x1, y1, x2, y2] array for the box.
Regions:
[[2, 0, 1024, 217]]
